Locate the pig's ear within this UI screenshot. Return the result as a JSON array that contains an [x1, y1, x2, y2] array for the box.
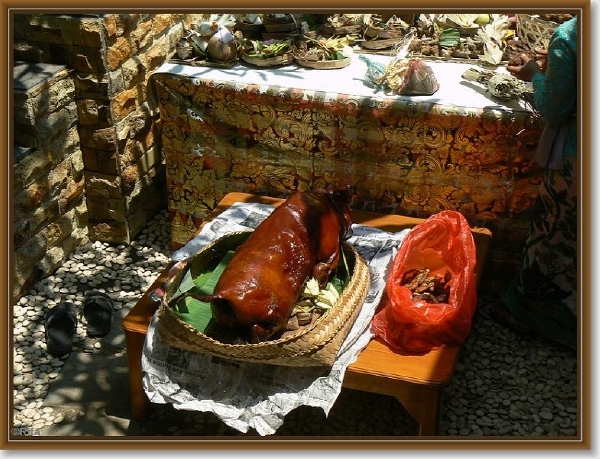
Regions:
[[329, 186, 353, 205]]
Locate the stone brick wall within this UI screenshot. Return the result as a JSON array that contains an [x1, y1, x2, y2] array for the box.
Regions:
[[13, 62, 89, 301], [13, 13, 205, 243], [12, 13, 206, 301]]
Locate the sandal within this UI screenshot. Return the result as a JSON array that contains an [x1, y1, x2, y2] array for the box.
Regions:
[[82, 290, 115, 337], [45, 301, 78, 355]]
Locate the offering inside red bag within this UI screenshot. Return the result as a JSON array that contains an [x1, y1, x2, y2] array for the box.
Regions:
[[361, 56, 440, 96], [371, 210, 477, 354], [396, 58, 440, 95], [382, 58, 440, 95]]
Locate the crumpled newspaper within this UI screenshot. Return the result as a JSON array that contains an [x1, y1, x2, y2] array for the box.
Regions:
[[142, 201, 410, 435]]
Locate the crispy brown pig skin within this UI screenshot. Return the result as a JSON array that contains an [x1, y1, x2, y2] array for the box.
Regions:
[[205, 188, 353, 343]]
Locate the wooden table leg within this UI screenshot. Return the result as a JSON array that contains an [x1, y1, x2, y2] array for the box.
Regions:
[[124, 329, 151, 420], [397, 385, 442, 436], [122, 268, 170, 421], [343, 368, 444, 436]]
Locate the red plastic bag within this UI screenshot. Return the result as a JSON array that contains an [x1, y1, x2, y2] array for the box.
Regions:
[[371, 210, 478, 354], [397, 59, 440, 95]]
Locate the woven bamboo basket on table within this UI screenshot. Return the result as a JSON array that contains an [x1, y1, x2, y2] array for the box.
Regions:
[[364, 24, 404, 40], [360, 38, 400, 51], [516, 14, 558, 52], [320, 23, 364, 37], [295, 56, 351, 70], [240, 52, 295, 67], [157, 231, 371, 367]]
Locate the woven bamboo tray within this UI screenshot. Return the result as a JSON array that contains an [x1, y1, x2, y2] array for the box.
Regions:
[[321, 24, 363, 37], [364, 25, 404, 39], [360, 38, 399, 50], [240, 53, 295, 67], [295, 56, 351, 70], [157, 231, 370, 367]]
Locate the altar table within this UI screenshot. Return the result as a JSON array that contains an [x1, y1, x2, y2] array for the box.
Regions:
[[149, 55, 540, 270], [122, 192, 492, 436]]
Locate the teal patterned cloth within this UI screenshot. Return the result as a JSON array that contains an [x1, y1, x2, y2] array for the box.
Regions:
[[531, 16, 577, 159], [500, 16, 578, 351]]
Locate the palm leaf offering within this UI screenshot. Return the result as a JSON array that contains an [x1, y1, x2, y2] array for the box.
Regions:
[[292, 36, 353, 62], [239, 38, 293, 58], [404, 14, 514, 62]]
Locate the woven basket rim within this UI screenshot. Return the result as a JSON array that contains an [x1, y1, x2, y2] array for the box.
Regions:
[[157, 230, 370, 365], [360, 38, 399, 50], [295, 56, 351, 69], [321, 24, 364, 35], [240, 53, 295, 67], [364, 25, 404, 39]]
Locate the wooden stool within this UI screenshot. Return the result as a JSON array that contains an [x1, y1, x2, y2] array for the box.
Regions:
[[122, 193, 492, 436]]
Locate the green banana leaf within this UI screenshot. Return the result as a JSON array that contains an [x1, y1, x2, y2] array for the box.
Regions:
[[439, 28, 461, 48], [170, 249, 235, 332]]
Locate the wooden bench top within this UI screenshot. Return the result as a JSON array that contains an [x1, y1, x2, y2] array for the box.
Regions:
[[124, 192, 491, 387]]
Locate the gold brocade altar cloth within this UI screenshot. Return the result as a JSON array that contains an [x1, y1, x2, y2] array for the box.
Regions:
[[150, 56, 543, 267]]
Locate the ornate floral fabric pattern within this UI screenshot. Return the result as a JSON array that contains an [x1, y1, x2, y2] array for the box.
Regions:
[[152, 71, 543, 252]]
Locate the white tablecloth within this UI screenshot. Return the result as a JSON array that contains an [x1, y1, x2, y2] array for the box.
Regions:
[[156, 53, 528, 113]]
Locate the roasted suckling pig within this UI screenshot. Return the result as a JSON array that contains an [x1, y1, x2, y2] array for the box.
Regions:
[[197, 189, 353, 343]]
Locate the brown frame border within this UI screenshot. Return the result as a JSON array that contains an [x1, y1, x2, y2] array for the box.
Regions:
[[1, 0, 593, 453]]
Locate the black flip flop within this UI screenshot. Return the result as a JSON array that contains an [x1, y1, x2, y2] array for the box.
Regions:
[[45, 301, 78, 356], [82, 290, 114, 337]]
